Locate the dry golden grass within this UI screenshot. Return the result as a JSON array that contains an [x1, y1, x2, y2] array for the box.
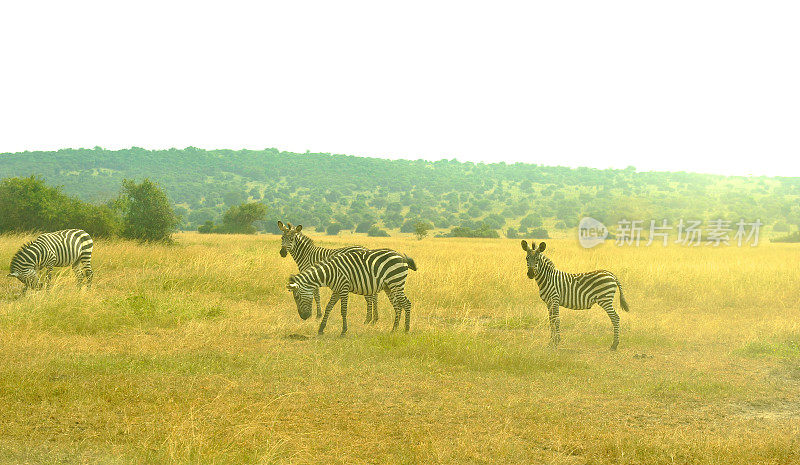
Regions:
[[1, 232, 799, 464]]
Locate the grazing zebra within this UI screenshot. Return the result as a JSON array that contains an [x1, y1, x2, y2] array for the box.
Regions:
[[278, 221, 380, 323], [521, 240, 629, 350], [286, 248, 417, 335], [7, 229, 94, 293]]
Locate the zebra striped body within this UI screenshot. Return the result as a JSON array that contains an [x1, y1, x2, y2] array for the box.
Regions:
[[522, 240, 629, 350], [8, 229, 94, 292], [287, 248, 416, 335], [278, 221, 379, 322]]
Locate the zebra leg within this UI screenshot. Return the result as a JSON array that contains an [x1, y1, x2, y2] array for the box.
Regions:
[[73, 264, 85, 288], [85, 265, 93, 289], [548, 302, 561, 347], [44, 266, 54, 290], [370, 295, 379, 324], [364, 295, 373, 325], [313, 287, 323, 319], [599, 299, 620, 350], [389, 291, 402, 332], [339, 293, 349, 336], [401, 293, 412, 332], [318, 293, 340, 335]]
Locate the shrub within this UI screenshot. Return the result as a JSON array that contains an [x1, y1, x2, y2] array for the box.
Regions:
[[528, 228, 550, 239], [446, 222, 499, 238], [367, 226, 390, 237], [773, 221, 790, 232], [772, 232, 800, 243]]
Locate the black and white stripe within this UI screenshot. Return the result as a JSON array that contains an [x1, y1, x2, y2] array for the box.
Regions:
[[278, 221, 379, 323], [521, 240, 629, 350], [7, 229, 94, 293], [286, 248, 417, 335]]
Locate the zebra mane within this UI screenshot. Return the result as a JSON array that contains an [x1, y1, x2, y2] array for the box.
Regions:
[[9, 240, 37, 270], [294, 230, 314, 246], [538, 253, 556, 271]]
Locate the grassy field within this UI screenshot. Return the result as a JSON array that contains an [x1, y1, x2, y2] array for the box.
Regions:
[[1, 232, 799, 464]]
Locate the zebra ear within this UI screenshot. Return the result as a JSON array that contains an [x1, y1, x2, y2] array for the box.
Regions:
[[520, 240, 529, 251], [538, 242, 546, 252], [295, 224, 302, 232], [278, 221, 287, 232]]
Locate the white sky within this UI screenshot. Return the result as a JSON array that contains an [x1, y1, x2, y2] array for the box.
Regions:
[[1, 1, 798, 176]]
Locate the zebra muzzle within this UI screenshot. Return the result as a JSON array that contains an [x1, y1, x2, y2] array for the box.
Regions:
[[527, 269, 535, 279], [279, 247, 288, 257]]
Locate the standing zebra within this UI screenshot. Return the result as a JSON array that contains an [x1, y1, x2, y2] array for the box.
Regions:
[[286, 248, 417, 335], [278, 221, 379, 322], [7, 229, 94, 293], [521, 240, 629, 350]]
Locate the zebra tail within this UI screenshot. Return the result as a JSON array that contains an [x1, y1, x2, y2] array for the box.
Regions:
[[404, 256, 418, 272], [616, 278, 630, 312]]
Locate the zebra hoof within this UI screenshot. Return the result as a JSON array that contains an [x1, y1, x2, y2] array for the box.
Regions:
[[339, 331, 347, 338], [610, 344, 619, 351]]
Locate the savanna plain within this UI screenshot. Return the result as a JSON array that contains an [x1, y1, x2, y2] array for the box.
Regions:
[[0, 233, 799, 464]]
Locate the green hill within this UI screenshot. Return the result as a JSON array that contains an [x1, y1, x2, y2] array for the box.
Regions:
[[2, 147, 799, 234]]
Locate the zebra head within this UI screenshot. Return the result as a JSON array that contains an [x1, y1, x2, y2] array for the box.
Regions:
[[286, 275, 314, 320], [521, 240, 546, 279], [9, 249, 40, 289], [278, 221, 303, 258], [7, 268, 38, 289]]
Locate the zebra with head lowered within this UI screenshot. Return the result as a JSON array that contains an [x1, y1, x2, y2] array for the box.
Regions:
[[7, 229, 94, 293], [286, 248, 416, 336], [521, 240, 629, 350], [278, 221, 379, 323]]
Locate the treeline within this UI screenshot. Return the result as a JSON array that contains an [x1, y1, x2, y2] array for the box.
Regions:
[[2, 147, 800, 238], [0, 176, 177, 241], [0, 176, 268, 241]]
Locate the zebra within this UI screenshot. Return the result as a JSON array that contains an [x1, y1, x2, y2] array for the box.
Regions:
[[278, 221, 380, 323], [286, 248, 417, 336], [7, 229, 94, 293], [521, 240, 629, 350]]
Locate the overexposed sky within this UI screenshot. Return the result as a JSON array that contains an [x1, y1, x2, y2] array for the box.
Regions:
[[1, 1, 798, 176]]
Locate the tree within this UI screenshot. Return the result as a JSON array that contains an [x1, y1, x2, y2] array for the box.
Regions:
[[223, 190, 245, 207], [356, 221, 375, 233], [198, 220, 215, 234], [414, 221, 432, 240], [0, 176, 119, 237], [220, 203, 267, 234], [119, 179, 178, 242], [326, 223, 342, 235]]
